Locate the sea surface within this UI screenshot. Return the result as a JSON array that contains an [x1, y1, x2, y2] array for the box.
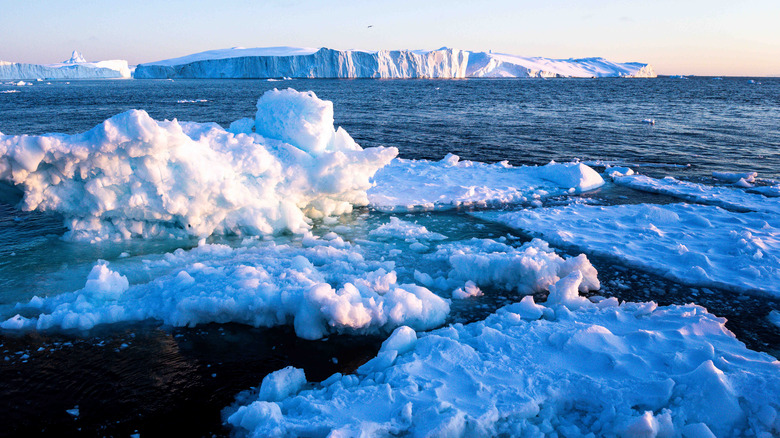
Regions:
[[1, 77, 778, 437]]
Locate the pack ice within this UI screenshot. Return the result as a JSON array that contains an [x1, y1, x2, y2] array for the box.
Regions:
[[133, 46, 656, 79], [227, 273, 780, 437], [0, 50, 131, 80]]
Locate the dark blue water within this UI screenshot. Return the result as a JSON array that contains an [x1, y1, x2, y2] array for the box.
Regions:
[[2, 77, 779, 180], [1, 78, 779, 437]]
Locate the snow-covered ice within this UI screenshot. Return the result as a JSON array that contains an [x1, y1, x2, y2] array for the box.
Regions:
[[227, 273, 780, 437], [613, 174, 780, 215], [368, 155, 604, 211], [133, 46, 656, 79], [0, 237, 449, 339], [0, 51, 131, 80], [480, 203, 780, 295], [422, 237, 600, 295], [0, 88, 397, 241]]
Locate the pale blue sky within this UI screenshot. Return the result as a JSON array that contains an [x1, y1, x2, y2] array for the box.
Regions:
[[1, 0, 778, 76]]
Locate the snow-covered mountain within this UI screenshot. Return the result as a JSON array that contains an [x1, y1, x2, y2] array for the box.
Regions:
[[133, 47, 655, 79], [0, 51, 131, 80]]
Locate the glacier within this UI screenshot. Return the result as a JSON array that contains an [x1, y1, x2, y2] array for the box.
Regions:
[[133, 46, 655, 79], [0, 50, 131, 80]]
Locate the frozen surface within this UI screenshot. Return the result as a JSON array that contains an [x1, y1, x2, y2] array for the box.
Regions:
[[133, 47, 655, 79], [0, 88, 397, 241], [613, 174, 780, 215], [368, 155, 604, 211], [0, 236, 449, 339], [421, 237, 600, 295], [481, 203, 780, 295], [227, 273, 780, 437], [0, 51, 131, 79]]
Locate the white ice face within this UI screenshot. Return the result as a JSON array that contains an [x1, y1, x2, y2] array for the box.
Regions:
[[0, 88, 397, 242]]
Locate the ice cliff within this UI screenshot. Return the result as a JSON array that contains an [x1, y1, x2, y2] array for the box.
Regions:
[[0, 50, 131, 80], [133, 47, 656, 79]]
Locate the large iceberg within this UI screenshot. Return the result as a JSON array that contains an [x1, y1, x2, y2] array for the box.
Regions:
[[0, 50, 131, 80], [133, 46, 655, 79]]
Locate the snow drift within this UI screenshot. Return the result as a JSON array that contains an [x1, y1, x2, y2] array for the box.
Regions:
[[0, 88, 397, 241], [133, 47, 656, 79], [0, 50, 131, 80]]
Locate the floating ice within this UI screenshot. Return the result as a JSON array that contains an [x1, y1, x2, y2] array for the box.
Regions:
[[0, 88, 397, 241], [0, 237, 450, 339], [614, 174, 780, 215], [228, 276, 779, 437], [481, 203, 780, 295], [713, 171, 758, 184], [423, 237, 600, 295], [368, 155, 604, 211], [133, 46, 655, 79], [0, 51, 131, 80]]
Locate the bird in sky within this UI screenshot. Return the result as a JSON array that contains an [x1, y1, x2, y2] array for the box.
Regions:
[[367, 25, 373, 28]]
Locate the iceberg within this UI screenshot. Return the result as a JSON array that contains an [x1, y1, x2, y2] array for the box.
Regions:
[[0, 50, 131, 80], [0, 88, 397, 241], [133, 46, 656, 79]]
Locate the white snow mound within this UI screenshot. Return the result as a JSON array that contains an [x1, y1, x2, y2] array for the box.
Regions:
[[0, 88, 397, 241]]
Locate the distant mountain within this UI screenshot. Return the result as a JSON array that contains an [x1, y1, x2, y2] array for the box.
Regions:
[[0, 51, 131, 80], [134, 47, 655, 79]]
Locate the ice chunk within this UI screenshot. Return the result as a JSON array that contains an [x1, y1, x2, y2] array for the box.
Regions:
[[430, 237, 600, 295], [258, 367, 306, 402], [0, 89, 397, 241]]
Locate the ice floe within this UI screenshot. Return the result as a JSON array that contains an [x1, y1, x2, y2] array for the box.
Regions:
[[0, 237, 449, 339], [227, 273, 780, 437], [0, 88, 397, 241], [368, 155, 604, 211], [481, 203, 780, 295], [613, 174, 780, 215], [421, 237, 600, 295]]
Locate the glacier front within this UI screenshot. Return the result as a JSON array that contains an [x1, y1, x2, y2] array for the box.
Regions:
[[133, 47, 656, 79], [0, 50, 131, 80]]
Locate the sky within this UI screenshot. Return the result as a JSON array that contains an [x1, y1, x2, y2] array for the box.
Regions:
[[1, 0, 778, 76]]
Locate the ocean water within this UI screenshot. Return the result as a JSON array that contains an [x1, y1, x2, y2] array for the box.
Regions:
[[1, 77, 778, 436]]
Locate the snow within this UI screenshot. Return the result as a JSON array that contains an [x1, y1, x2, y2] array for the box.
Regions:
[[0, 51, 131, 80], [368, 154, 604, 211], [0, 88, 397, 241], [424, 237, 600, 295], [480, 203, 780, 295], [613, 174, 780, 216], [134, 46, 656, 79], [226, 274, 780, 437], [0, 237, 450, 339]]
